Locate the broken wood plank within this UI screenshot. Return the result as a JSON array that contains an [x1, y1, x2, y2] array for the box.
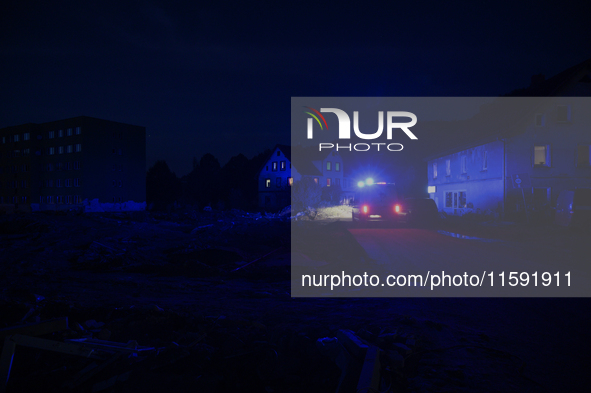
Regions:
[[356, 345, 381, 393], [0, 318, 69, 340]]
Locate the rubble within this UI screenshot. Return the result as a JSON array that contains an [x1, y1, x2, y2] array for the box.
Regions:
[[0, 209, 581, 392]]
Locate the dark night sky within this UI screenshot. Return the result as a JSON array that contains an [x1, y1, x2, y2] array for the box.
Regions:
[[1, 0, 590, 176]]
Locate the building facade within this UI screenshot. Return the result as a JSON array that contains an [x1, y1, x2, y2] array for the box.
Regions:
[[0, 116, 146, 212], [427, 59, 591, 219], [257, 145, 346, 209]]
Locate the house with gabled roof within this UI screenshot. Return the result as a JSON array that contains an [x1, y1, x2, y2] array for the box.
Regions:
[[257, 144, 345, 209], [426, 58, 591, 220]]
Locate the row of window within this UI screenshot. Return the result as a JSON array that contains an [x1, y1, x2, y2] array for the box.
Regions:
[[39, 195, 83, 204], [0, 149, 31, 158], [268, 161, 289, 171], [434, 153, 488, 179], [43, 162, 81, 171], [325, 161, 340, 172], [1, 196, 29, 204], [1, 164, 31, 173], [438, 187, 552, 211], [535, 105, 571, 125], [265, 177, 293, 188], [2, 180, 30, 189], [41, 179, 81, 188], [48, 127, 82, 139], [433, 145, 591, 179], [318, 177, 340, 187], [264, 177, 342, 188], [45, 144, 82, 155], [0, 127, 82, 145], [1, 133, 31, 143]]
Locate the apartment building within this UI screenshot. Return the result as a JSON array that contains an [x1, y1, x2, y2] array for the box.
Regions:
[[0, 116, 146, 211]]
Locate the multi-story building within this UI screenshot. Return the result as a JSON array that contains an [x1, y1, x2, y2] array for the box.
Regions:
[[426, 59, 591, 219], [0, 116, 146, 212]]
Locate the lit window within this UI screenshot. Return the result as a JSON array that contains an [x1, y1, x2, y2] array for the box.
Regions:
[[280, 161, 286, 171], [577, 145, 590, 167], [327, 178, 331, 186], [49, 131, 55, 139], [482, 151, 488, 170], [326, 161, 331, 171], [265, 178, 271, 188], [288, 177, 293, 186], [75, 144, 82, 152], [446, 159, 451, 176], [67, 128, 72, 136], [313, 177, 318, 184], [272, 162, 277, 171], [75, 127, 81, 135], [461, 156, 467, 174], [276, 178, 281, 187], [23, 133, 30, 140], [433, 163, 437, 179], [58, 129, 63, 137], [335, 162, 340, 172], [534, 145, 550, 166]]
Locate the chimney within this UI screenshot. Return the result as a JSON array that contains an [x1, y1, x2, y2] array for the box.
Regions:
[[530, 74, 545, 87]]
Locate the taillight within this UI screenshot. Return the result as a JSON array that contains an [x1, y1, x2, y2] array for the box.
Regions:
[[362, 205, 369, 213], [394, 204, 401, 213]]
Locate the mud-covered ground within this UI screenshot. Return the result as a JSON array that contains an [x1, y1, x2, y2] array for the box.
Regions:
[[0, 209, 589, 392]]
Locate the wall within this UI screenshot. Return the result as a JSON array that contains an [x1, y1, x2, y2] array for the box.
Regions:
[[428, 140, 504, 214]]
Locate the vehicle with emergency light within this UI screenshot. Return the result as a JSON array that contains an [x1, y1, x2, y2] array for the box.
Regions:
[[351, 178, 402, 225]]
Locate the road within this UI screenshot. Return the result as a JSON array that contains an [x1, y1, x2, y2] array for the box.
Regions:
[[323, 222, 591, 390], [342, 222, 591, 297]]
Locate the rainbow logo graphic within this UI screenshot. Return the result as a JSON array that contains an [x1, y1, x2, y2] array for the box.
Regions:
[[303, 106, 328, 130]]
